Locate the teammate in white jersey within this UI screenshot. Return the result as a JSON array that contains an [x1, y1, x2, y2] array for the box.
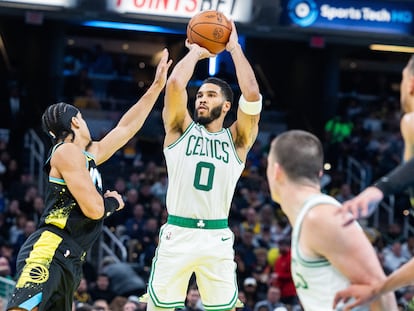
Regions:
[[266, 130, 397, 311], [145, 20, 262, 311]]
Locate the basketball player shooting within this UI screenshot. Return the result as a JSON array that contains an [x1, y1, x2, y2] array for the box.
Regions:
[[144, 17, 263, 311]]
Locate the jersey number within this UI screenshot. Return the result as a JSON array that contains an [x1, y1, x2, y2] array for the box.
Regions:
[[193, 161, 215, 191]]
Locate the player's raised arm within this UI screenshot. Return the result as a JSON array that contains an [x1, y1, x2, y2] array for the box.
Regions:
[[91, 48, 172, 164], [226, 20, 262, 161], [163, 40, 213, 146]]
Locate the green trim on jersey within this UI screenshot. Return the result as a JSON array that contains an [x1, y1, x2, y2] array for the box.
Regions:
[[49, 176, 65, 185], [294, 246, 330, 268], [166, 122, 196, 150]]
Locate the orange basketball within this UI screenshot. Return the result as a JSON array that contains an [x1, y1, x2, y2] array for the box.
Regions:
[[186, 10, 232, 54]]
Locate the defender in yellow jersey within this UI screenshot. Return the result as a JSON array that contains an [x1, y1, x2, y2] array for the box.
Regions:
[[7, 49, 171, 311]]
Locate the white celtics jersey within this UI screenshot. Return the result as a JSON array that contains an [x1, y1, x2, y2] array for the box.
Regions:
[[291, 194, 368, 311], [164, 122, 244, 219]]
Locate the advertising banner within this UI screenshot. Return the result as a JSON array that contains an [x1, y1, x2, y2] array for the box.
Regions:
[[280, 0, 414, 36], [0, 0, 77, 7], [107, 0, 253, 23]]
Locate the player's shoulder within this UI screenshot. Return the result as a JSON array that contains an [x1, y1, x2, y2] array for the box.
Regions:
[[304, 203, 340, 228], [50, 143, 85, 164]]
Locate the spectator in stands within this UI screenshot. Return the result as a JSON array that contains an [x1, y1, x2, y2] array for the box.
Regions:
[[8, 213, 27, 247], [251, 247, 272, 300], [126, 171, 142, 192], [253, 286, 287, 311], [13, 219, 36, 253], [237, 290, 253, 311], [92, 299, 111, 311], [32, 195, 45, 225], [123, 188, 140, 219], [334, 183, 355, 203], [113, 176, 128, 198], [382, 241, 408, 273], [180, 286, 204, 311], [0, 241, 16, 276], [89, 273, 116, 304], [123, 300, 140, 311], [138, 217, 159, 271], [138, 181, 154, 210], [101, 256, 146, 297], [235, 229, 258, 278], [74, 277, 93, 305], [150, 172, 168, 205], [124, 203, 146, 240], [270, 239, 297, 307], [109, 296, 128, 311], [240, 207, 261, 235], [147, 197, 164, 222], [0, 255, 12, 278], [401, 236, 414, 260], [242, 277, 259, 311], [18, 184, 38, 217]]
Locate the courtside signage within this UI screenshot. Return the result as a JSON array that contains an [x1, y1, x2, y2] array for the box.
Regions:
[[0, 0, 77, 7], [106, 0, 253, 23], [281, 0, 414, 35]]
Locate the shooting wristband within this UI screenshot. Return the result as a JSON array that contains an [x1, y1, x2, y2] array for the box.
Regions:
[[373, 158, 414, 196], [239, 94, 263, 115], [104, 197, 119, 218]]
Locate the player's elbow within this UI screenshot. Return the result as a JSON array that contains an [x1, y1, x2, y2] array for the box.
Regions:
[[79, 198, 105, 220], [166, 75, 186, 93], [242, 87, 261, 102]]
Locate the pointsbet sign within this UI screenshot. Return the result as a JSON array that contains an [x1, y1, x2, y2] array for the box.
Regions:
[[106, 0, 253, 23]]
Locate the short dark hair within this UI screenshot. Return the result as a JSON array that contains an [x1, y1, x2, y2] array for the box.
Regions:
[[202, 77, 234, 104], [270, 130, 323, 184], [41, 102, 79, 143]]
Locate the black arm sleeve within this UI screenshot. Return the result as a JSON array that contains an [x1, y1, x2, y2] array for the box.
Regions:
[[373, 158, 414, 196], [104, 197, 119, 218]]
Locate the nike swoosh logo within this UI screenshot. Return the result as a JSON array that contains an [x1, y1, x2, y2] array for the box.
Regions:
[[221, 237, 231, 241]]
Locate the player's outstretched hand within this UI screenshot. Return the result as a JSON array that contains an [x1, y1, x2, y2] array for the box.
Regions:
[[336, 186, 383, 226], [185, 39, 215, 59], [104, 190, 125, 211], [152, 48, 173, 89], [333, 284, 377, 311]]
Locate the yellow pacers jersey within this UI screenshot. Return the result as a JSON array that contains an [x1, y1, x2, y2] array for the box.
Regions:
[[164, 122, 244, 219], [291, 194, 368, 311]]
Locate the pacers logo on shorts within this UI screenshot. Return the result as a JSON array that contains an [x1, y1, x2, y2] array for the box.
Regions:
[[16, 263, 49, 288], [287, 0, 318, 27]]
